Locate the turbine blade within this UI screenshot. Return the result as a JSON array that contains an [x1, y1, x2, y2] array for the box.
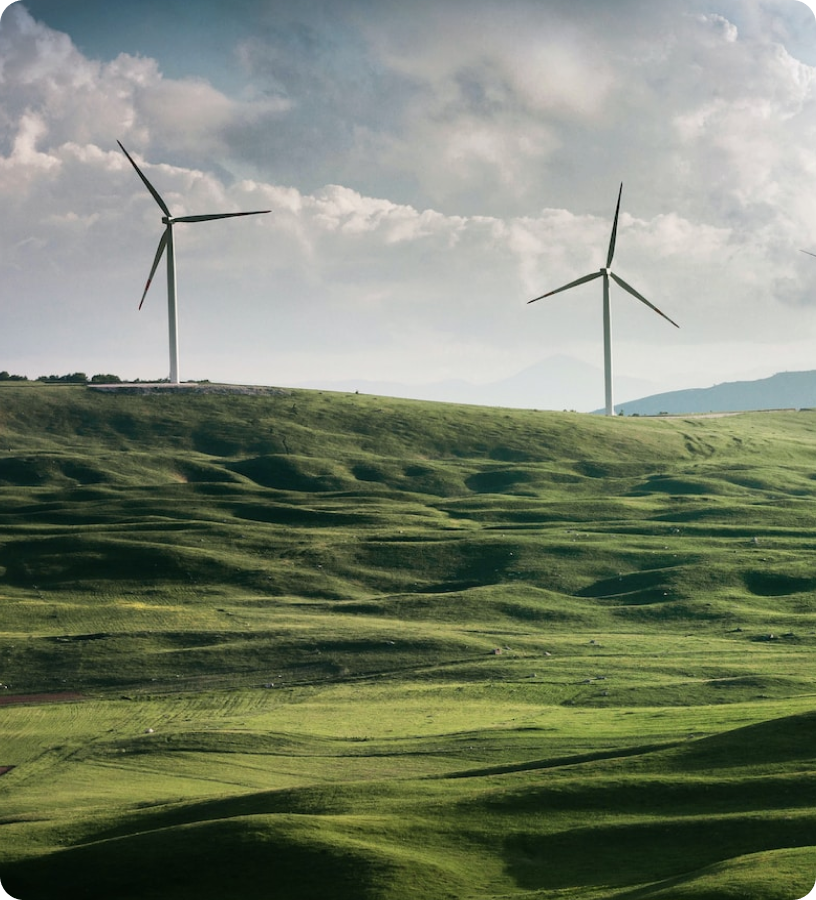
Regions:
[[801, 250, 816, 258], [528, 271, 602, 304], [117, 140, 171, 217], [606, 182, 623, 268], [172, 211, 271, 223], [609, 272, 679, 328], [139, 229, 169, 310]]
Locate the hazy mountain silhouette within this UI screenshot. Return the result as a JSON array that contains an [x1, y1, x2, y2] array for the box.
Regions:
[[614, 370, 816, 416], [301, 356, 655, 411]]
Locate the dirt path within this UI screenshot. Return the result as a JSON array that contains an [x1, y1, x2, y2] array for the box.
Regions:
[[0, 691, 84, 706]]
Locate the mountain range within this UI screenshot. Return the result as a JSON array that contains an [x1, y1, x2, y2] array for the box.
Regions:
[[613, 369, 816, 416], [301, 358, 816, 415], [299, 355, 653, 411]]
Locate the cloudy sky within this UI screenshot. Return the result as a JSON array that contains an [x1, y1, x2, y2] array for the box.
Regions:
[[2, 0, 816, 410]]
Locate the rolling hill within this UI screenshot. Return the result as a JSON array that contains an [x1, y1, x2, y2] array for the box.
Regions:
[[1, 383, 816, 899]]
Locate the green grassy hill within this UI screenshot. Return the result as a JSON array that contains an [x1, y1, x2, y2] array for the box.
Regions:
[[1, 384, 816, 899]]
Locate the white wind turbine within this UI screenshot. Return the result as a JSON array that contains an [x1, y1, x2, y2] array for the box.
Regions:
[[118, 141, 270, 384], [528, 183, 679, 416]]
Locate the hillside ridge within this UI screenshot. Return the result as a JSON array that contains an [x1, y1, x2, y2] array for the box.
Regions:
[[2, 385, 816, 899]]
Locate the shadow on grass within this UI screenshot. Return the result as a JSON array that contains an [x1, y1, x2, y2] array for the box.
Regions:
[[503, 814, 816, 892]]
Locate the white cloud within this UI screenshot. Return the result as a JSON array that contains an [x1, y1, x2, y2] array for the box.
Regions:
[[697, 12, 739, 42], [1, 108, 58, 170], [0, 5, 288, 171], [2, 1, 816, 404]]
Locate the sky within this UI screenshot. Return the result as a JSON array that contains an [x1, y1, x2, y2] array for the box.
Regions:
[[3, 0, 816, 410]]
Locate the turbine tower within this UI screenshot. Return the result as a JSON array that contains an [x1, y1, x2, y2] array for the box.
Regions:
[[118, 141, 270, 384], [528, 183, 679, 416]]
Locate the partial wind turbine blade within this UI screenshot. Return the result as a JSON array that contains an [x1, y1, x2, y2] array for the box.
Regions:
[[610, 272, 679, 328], [801, 250, 816, 258], [139, 229, 169, 310], [528, 270, 602, 304], [173, 211, 271, 223], [117, 140, 171, 217], [606, 182, 623, 268]]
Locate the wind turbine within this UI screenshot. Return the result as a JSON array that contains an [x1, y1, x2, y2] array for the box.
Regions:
[[528, 183, 679, 416], [117, 140, 270, 384]]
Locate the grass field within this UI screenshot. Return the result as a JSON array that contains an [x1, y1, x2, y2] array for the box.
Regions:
[[1, 383, 816, 898]]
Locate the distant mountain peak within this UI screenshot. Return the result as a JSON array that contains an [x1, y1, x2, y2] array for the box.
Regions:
[[614, 370, 816, 416]]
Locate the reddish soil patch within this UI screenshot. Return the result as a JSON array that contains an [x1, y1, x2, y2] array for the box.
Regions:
[[0, 691, 84, 706], [0, 766, 14, 777]]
